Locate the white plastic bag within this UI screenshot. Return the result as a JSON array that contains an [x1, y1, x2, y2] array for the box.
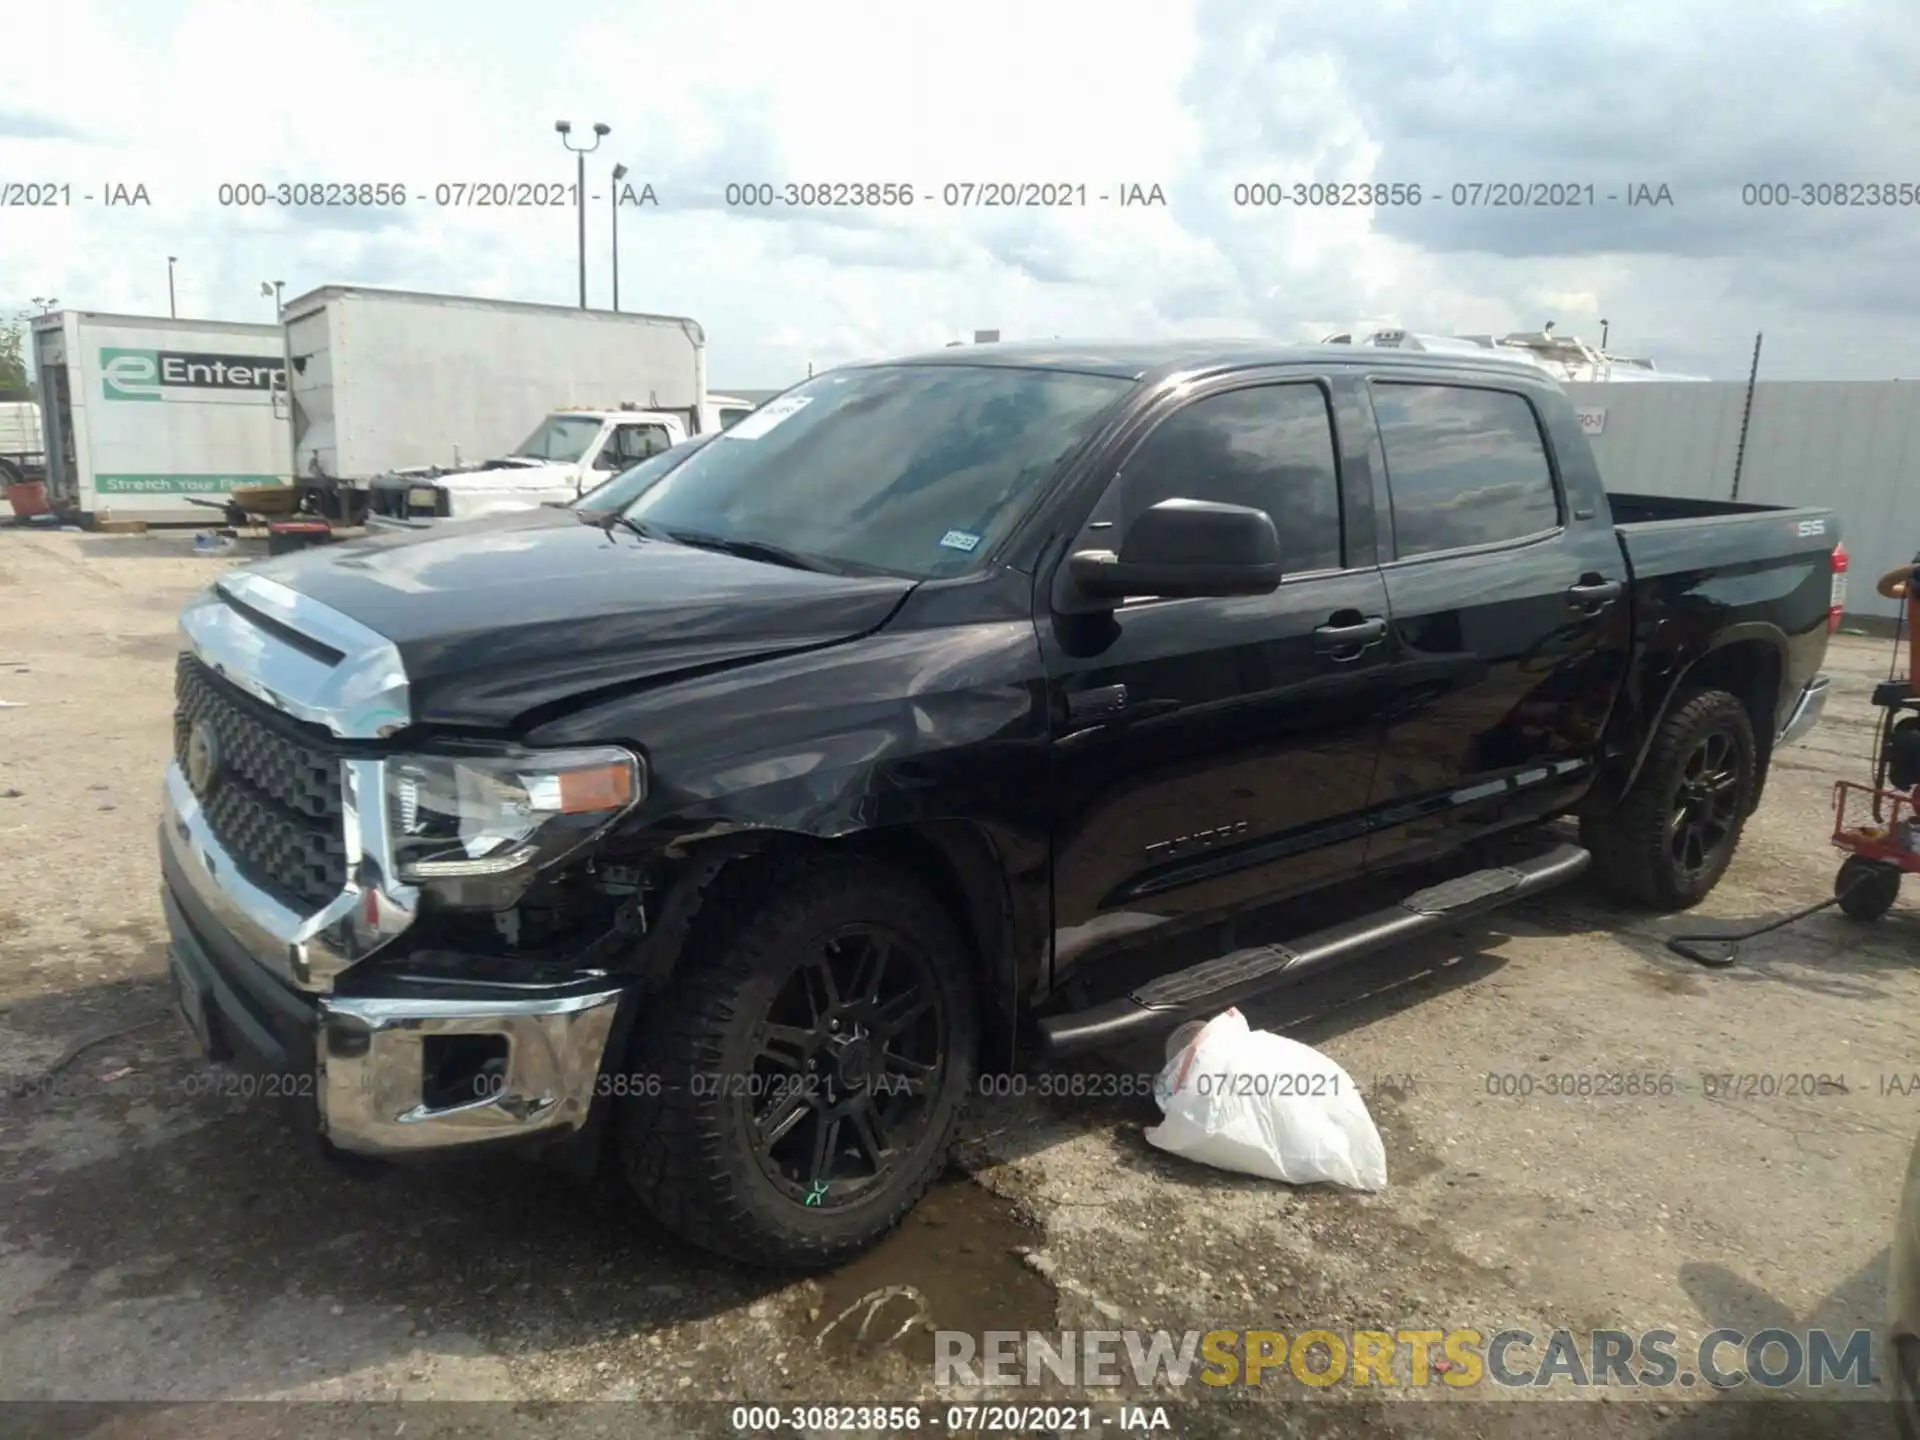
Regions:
[[1144, 1008, 1388, 1192]]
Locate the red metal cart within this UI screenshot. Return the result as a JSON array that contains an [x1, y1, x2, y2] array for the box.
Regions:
[[1667, 554, 1920, 962], [1828, 552, 1920, 922], [1831, 780, 1918, 921]]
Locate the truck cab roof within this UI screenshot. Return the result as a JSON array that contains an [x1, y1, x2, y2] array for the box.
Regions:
[[547, 408, 682, 422], [868, 339, 1565, 386]]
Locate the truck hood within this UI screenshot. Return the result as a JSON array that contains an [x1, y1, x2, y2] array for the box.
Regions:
[[248, 508, 915, 728], [385, 457, 572, 486]]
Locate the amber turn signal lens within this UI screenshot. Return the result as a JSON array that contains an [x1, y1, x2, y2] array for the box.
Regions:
[[556, 764, 636, 813]]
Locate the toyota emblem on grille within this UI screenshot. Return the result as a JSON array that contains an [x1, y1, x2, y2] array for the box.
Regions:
[[185, 720, 222, 798]]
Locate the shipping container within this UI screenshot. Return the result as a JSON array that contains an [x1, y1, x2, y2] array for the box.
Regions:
[[282, 285, 707, 483], [28, 311, 290, 524]]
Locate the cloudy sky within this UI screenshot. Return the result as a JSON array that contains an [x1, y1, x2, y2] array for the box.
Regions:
[[2, 0, 1913, 385]]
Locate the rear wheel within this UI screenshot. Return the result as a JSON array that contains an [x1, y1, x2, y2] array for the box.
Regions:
[[1837, 856, 1901, 922], [1582, 688, 1757, 910], [616, 856, 978, 1270]]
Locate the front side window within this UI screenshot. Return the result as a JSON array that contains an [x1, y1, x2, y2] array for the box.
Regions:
[[627, 364, 1135, 578], [1112, 382, 1344, 575], [512, 415, 605, 463], [600, 423, 670, 466], [1370, 383, 1560, 558]]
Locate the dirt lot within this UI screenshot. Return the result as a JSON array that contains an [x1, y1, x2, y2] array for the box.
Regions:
[[1, 526, 1915, 1439]]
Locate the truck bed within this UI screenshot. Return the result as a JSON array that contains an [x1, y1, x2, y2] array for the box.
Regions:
[[1607, 490, 1823, 525], [1605, 488, 1840, 758], [1609, 489, 1838, 586]]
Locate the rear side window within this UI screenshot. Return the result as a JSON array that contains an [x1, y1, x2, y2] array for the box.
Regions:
[[1118, 382, 1344, 575], [1371, 383, 1559, 558]]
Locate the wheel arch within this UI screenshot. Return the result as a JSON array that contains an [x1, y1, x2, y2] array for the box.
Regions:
[[1587, 626, 1785, 819], [627, 820, 1027, 1071]]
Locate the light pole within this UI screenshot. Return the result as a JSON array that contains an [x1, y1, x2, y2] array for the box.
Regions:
[[167, 257, 178, 318], [30, 297, 56, 314], [555, 120, 610, 308], [262, 281, 295, 483], [1600, 318, 1611, 351], [610, 163, 627, 312]]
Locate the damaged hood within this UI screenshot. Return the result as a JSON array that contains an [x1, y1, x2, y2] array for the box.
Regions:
[[247, 508, 915, 728]]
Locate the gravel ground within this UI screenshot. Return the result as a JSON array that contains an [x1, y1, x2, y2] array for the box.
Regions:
[[1, 525, 1914, 1439]]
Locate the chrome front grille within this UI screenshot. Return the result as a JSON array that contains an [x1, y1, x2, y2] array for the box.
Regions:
[[173, 655, 347, 910]]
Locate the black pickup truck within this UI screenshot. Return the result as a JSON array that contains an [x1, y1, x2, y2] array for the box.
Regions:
[[160, 342, 1842, 1269]]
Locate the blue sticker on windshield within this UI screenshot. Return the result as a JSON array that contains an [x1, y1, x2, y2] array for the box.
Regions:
[[939, 530, 982, 552]]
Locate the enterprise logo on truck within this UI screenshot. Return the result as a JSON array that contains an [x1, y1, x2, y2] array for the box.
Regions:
[[100, 348, 285, 402]]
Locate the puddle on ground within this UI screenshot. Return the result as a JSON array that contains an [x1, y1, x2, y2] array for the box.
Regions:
[[806, 1172, 1056, 1369]]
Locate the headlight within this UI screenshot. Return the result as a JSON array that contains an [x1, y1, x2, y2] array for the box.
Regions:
[[384, 746, 643, 881]]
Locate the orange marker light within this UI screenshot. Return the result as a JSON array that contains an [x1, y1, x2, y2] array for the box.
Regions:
[[556, 764, 635, 813]]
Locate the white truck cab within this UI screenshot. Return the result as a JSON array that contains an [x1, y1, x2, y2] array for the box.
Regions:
[[364, 396, 756, 530]]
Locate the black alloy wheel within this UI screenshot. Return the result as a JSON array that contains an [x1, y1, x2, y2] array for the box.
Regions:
[[1670, 727, 1744, 884], [745, 924, 947, 1210], [615, 856, 978, 1270], [1582, 687, 1757, 911]]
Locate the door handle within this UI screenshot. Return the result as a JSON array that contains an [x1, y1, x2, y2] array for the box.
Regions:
[[1067, 683, 1129, 721], [1566, 578, 1623, 612], [1312, 615, 1388, 656]]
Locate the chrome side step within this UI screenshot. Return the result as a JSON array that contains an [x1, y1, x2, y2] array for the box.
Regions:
[[1035, 842, 1591, 1057]]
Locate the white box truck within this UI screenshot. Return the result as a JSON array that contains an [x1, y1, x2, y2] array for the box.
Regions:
[[0, 395, 44, 485], [28, 312, 292, 524], [282, 286, 712, 492]]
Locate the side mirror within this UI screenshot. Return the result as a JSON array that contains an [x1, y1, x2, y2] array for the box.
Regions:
[[592, 449, 623, 470], [1068, 499, 1282, 601]]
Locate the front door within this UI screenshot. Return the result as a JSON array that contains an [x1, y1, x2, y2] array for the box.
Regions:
[[1359, 376, 1631, 869], [1042, 377, 1395, 990]]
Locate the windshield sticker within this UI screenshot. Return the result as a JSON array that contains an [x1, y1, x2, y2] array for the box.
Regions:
[[723, 395, 812, 440], [939, 530, 982, 552]]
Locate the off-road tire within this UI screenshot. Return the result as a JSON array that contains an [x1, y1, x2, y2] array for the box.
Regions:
[[1836, 856, 1901, 922], [1581, 687, 1757, 911], [615, 855, 979, 1271]]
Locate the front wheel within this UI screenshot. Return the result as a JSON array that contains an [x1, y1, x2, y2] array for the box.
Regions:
[[616, 856, 979, 1270], [1582, 687, 1757, 911]]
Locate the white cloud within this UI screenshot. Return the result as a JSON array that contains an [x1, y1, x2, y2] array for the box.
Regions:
[[2, 0, 1914, 383]]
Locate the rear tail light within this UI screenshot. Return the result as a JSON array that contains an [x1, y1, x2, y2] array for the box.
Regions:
[[1830, 541, 1848, 633]]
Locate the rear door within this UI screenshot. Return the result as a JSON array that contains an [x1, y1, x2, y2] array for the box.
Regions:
[[1042, 373, 1396, 984], [1359, 375, 1631, 869]]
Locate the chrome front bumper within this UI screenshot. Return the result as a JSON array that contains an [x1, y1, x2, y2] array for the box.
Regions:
[[318, 988, 624, 1156], [1777, 673, 1832, 749], [162, 764, 626, 1158]]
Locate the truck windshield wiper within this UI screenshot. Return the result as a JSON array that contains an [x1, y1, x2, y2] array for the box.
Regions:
[[595, 510, 675, 542], [659, 530, 847, 575]]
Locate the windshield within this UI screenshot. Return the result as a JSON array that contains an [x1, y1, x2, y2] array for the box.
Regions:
[[572, 437, 710, 512], [512, 415, 605, 463], [625, 365, 1134, 578]]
